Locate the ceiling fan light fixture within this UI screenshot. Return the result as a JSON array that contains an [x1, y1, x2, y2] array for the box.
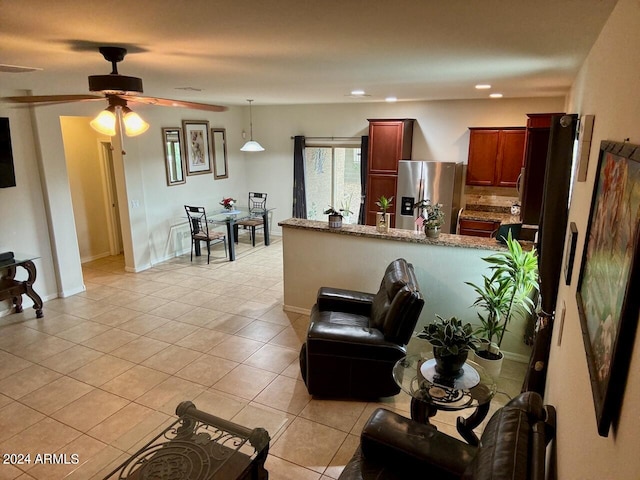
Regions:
[[122, 107, 150, 137], [90, 107, 117, 136], [241, 99, 264, 152]]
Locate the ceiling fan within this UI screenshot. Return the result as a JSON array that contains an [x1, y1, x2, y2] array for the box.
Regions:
[[3, 46, 227, 135]]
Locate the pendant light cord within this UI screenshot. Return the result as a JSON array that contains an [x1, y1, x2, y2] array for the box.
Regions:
[[248, 99, 254, 140]]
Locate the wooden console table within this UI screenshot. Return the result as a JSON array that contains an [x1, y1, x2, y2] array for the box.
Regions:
[[0, 254, 43, 318]]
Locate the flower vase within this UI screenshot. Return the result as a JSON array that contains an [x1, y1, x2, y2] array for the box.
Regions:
[[376, 212, 390, 233], [425, 225, 441, 238]]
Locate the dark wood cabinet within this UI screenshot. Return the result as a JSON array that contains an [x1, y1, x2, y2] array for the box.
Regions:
[[365, 119, 414, 226], [466, 128, 525, 187], [520, 113, 565, 225], [459, 219, 501, 238]]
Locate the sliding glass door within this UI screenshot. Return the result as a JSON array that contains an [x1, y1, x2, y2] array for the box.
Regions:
[[304, 145, 361, 222]]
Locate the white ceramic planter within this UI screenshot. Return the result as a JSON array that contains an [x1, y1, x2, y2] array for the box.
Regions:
[[471, 349, 504, 378]]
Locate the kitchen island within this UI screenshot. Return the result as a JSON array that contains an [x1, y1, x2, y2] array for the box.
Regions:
[[279, 218, 533, 360]]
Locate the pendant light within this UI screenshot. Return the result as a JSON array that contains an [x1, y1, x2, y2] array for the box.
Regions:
[[240, 99, 264, 152]]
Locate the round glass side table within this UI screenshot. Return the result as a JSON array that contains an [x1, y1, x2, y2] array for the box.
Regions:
[[392, 353, 498, 445]]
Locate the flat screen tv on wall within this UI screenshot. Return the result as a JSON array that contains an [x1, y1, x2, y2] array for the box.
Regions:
[[0, 117, 16, 188]]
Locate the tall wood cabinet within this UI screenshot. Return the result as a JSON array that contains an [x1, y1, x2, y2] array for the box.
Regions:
[[365, 119, 414, 226], [466, 127, 526, 187], [520, 113, 565, 225]]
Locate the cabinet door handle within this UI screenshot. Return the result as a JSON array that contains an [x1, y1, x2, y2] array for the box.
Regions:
[[516, 172, 523, 194]]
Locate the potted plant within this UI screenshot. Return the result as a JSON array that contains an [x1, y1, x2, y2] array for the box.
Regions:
[[417, 315, 478, 379], [414, 199, 445, 237], [375, 195, 393, 233], [465, 231, 539, 376], [324, 206, 344, 228], [340, 195, 354, 224]]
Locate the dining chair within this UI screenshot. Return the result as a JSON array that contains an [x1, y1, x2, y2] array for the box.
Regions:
[[184, 205, 227, 264], [236, 192, 267, 247]]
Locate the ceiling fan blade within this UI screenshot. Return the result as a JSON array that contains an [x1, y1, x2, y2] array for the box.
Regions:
[[3, 94, 104, 104], [127, 96, 228, 112]]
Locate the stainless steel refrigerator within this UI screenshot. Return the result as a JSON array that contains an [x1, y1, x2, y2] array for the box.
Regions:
[[395, 160, 464, 233]]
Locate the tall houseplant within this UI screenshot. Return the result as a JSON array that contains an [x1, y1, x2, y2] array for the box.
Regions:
[[466, 231, 539, 374]]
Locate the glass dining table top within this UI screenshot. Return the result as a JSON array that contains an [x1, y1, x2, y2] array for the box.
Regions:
[[207, 207, 272, 224]]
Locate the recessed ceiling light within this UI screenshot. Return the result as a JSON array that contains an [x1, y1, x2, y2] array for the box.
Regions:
[[351, 89, 366, 96], [490, 93, 503, 98], [385, 96, 397, 102], [475, 84, 491, 90]]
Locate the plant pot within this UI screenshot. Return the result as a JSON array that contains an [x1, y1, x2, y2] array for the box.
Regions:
[[471, 349, 504, 378], [376, 212, 390, 233], [424, 225, 441, 238], [433, 347, 468, 379], [328, 214, 342, 228]]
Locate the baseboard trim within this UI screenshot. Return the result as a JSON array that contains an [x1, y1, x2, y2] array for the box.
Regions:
[[283, 304, 311, 316]]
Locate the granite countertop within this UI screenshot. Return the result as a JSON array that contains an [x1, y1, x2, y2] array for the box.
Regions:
[[278, 218, 528, 252], [462, 194, 522, 225], [460, 209, 522, 225]]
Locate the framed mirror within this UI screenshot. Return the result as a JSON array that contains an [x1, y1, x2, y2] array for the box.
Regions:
[[211, 128, 229, 179], [162, 128, 186, 185]]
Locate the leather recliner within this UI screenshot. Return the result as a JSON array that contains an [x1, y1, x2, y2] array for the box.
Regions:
[[339, 391, 556, 480], [299, 258, 424, 398]]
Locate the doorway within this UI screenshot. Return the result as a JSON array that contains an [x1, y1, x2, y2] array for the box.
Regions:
[[61, 116, 123, 263], [100, 141, 124, 256]]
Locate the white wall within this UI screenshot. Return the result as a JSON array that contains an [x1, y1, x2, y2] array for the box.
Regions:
[[545, 0, 640, 477], [0, 91, 59, 314]]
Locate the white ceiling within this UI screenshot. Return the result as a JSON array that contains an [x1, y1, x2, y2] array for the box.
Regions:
[[1, 0, 617, 107]]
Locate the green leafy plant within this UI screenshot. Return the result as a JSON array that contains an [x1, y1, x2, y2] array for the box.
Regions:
[[466, 231, 539, 353], [414, 199, 445, 228], [324, 195, 354, 218], [375, 195, 394, 214], [323, 206, 342, 216], [340, 194, 354, 216], [417, 315, 478, 356]]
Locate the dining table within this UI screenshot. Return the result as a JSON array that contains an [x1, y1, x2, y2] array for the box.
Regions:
[[204, 207, 274, 261]]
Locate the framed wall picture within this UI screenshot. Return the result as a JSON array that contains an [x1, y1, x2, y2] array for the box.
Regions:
[[576, 140, 640, 437], [161, 127, 186, 186], [211, 128, 229, 180], [564, 222, 578, 285], [182, 120, 212, 175]]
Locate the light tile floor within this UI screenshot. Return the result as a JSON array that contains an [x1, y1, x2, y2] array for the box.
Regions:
[[0, 235, 527, 479]]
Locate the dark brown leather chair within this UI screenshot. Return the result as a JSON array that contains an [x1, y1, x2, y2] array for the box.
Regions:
[[338, 391, 556, 480], [299, 258, 424, 398]]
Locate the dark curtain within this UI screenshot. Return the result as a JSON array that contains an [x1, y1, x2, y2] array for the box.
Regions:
[[358, 135, 369, 224], [522, 114, 577, 395], [292, 136, 307, 218]]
